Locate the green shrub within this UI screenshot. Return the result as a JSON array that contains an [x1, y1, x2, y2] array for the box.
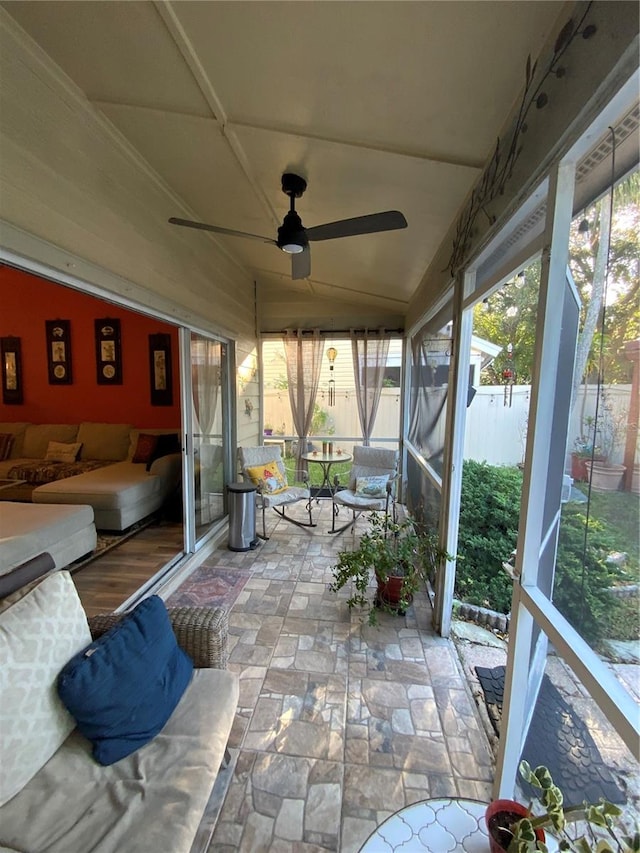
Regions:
[[455, 460, 522, 613], [455, 461, 627, 645], [554, 504, 625, 644]]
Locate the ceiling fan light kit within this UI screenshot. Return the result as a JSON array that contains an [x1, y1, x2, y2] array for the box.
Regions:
[[169, 172, 407, 279]]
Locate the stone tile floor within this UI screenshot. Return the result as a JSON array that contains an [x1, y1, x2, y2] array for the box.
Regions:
[[202, 501, 495, 852]]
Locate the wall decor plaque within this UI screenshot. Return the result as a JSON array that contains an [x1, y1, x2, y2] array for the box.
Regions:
[[95, 318, 122, 384], [149, 333, 173, 405], [1, 336, 23, 404], [45, 320, 72, 384]]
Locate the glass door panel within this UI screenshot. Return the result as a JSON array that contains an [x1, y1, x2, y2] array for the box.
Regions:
[[190, 333, 227, 541]]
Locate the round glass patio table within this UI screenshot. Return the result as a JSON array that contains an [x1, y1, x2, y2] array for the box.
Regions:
[[359, 798, 489, 852], [302, 451, 352, 499], [359, 797, 559, 852]]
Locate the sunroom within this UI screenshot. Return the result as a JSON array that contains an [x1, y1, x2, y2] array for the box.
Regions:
[[0, 0, 638, 844]]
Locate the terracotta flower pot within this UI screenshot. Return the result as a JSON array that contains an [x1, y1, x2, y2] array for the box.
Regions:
[[375, 573, 412, 614], [585, 460, 626, 492], [485, 799, 545, 853]]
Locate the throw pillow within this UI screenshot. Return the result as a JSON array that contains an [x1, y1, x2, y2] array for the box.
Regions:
[[355, 475, 389, 498], [57, 595, 193, 766], [44, 440, 82, 463], [0, 432, 13, 461], [0, 571, 92, 806], [146, 432, 181, 471], [245, 462, 288, 494], [132, 432, 159, 464]]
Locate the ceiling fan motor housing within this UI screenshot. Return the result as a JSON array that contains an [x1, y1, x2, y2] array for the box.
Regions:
[[277, 210, 308, 252]]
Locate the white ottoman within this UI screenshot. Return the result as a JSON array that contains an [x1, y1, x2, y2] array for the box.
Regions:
[[0, 502, 97, 574]]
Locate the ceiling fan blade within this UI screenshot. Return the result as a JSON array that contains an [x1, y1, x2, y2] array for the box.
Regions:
[[291, 246, 311, 280], [168, 217, 275, 244], [305, 210, 407, 242]]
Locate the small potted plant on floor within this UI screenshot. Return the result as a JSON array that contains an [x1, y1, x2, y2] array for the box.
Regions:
[[329, 511, 450, 625], [486, 761, 636, 853]]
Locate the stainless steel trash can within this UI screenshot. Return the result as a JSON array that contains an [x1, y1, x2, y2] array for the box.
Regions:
[[227, 481, 259, 552]]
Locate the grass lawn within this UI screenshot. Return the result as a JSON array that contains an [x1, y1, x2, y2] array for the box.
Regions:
[[574, 485, 640, 576], [282, 454, 352, 488]]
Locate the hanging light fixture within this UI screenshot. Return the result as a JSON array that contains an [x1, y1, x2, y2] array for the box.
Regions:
[[326, 346, 337, 406]]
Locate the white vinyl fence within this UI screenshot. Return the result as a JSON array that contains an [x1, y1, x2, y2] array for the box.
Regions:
[[264, 385, 635, 468]]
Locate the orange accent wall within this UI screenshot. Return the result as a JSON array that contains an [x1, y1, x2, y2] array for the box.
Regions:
[[0, 266, 181, 427]]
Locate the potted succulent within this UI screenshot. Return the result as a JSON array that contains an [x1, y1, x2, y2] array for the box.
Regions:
[[263, 423, 274, 436], [486, 761, 636, 853], [329, 512, 450, 625]]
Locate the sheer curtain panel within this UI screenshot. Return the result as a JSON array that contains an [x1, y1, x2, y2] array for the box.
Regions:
[[283, 330, 323, 478], [351, 329, 390, 445]]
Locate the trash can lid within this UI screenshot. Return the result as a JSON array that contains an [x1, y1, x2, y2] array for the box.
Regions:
[[227, 481, 257, 493]]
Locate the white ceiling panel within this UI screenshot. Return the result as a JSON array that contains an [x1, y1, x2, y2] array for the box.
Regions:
[[2, 0, 569, 326]]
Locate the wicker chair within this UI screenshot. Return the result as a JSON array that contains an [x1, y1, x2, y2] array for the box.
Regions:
[[330, 446, 399, 534], [238, 445, 315, 539], [88, 605, 229, 670]]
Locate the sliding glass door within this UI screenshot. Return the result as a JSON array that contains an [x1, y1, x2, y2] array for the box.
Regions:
[[190, 332, 228, 542]]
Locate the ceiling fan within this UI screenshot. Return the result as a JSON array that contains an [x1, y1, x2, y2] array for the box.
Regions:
[[169, 173, 407, 280]]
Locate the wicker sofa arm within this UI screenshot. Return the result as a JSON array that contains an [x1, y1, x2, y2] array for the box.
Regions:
[[88, 605, 229, 670]]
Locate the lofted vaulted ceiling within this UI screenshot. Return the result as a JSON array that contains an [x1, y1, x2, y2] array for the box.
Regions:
[[2, 1, 567, 327]]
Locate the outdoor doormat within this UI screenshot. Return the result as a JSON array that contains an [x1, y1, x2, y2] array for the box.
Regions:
[[475, 665, 626, 806], [165, 565, 251, 611]]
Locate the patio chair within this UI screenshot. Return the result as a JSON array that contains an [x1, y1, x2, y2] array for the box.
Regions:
[[330, 446, 399, 534], [238, 445, 315, 539]]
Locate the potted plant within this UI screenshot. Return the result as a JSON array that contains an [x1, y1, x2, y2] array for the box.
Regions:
[[585, 394, 628, 492], [263, 423, 274, 436], [571, 417, 602, 482], [486, 761, 636, 853], [329, 512, 450, 625]]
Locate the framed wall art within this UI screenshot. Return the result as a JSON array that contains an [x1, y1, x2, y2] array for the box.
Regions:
[[1, 336, 23, 404], [45, 320, 72, 384], [95, 318, 122, 385], [148, 333, 173, 405]]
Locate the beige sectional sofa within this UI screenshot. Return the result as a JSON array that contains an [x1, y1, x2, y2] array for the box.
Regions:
[[0, 570, 239, 853], [0, 502, 97, 576], [0, 422, 182, 530]]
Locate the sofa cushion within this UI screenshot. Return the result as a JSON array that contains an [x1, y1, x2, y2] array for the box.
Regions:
[[0, 667, 239, 853], [0, 552, 55, 598], [0, 423, 30, 458], [146, 432, 181, 470], [58, 595, 193, 765], [45, 440, 82, 463], [77, 422, 132, 461], [0, 571, 91, 806], [131, 433, 159, 464], [22, 424, 78, 459], [0, 434, 13, 461]]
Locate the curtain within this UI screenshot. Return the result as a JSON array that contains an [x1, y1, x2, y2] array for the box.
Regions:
[[351, 329, 390, 445], [191, 337, 221, 442], [283, 330, 323, 479], [408, 325, 450, 476]]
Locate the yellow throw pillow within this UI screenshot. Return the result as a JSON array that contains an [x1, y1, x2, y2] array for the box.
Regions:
[[245, 462, 288, 494]]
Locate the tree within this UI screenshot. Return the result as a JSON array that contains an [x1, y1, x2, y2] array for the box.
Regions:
[[473, 170, 639, 398]]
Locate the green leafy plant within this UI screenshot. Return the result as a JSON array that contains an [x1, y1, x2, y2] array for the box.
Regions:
[[495, 761, 638, 852], [330, 512, 450, 625]]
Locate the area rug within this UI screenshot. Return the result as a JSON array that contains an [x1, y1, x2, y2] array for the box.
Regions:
[[166, 565, 251, 611], [69, 517, 155, 574], [476, 665, 625, 806]]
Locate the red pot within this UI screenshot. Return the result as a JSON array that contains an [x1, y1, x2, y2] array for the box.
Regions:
[[375, 573, 412, 613], [485, 799, 545, 853]]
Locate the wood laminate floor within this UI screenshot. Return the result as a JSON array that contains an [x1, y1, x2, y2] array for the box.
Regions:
[[72, 521, 184, 617]]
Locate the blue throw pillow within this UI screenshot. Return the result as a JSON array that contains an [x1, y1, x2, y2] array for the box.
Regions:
[[57, 595, 193, 765]]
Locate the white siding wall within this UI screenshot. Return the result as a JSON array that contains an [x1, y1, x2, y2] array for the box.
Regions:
[[0, 13, 255, 340]]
